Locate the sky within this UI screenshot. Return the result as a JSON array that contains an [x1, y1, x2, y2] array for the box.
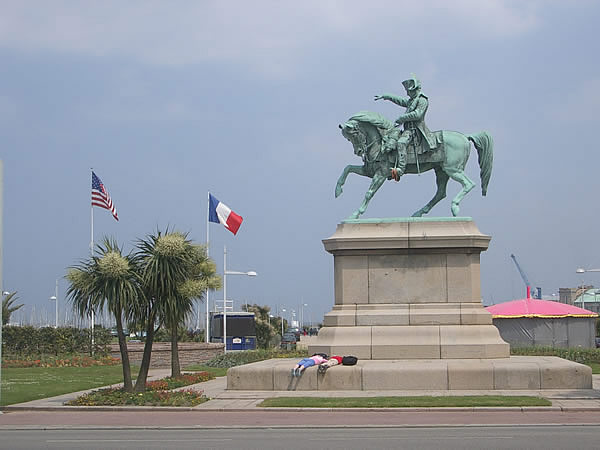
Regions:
[[2, 0, 600, 328]]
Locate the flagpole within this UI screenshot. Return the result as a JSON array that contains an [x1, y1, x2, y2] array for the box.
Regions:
[[205, 191, 210, 343], [223, 244, 227, 353], [90, 169, 95, 356]]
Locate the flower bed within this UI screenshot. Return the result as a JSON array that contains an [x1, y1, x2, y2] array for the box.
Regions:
[[146, 372, 215, 391], [2, 355, 120, 368], [66, 388, 206, 407], [64, 371, 214, 407]]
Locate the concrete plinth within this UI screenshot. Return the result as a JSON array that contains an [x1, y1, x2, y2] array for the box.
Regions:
[[227, 218, 588, 393], [226, 357, 592, 391], [308, 218, 510, 359]]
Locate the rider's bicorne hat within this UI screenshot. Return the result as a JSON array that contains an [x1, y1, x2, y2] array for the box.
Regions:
[[402, 75, 420, 92]]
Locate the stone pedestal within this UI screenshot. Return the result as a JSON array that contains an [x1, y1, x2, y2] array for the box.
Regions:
[[227, 356, 592, 391], [227, 218, 592, 391], [308, 218, 510, 359]]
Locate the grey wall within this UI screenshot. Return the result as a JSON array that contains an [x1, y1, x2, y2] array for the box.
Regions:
[[493, 317, 596, 349]]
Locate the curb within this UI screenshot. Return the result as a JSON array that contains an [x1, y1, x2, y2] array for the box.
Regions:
[[2, 423, 600, 431], [3, 405, 597, 413]]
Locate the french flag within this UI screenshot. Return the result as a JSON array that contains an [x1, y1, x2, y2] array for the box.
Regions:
[[208, 193, 243, 235]]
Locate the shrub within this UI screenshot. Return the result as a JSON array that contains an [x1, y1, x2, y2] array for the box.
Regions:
[[205, 348, 308, 368], [511, 346, 600, 363], [2, 355, 120, 368], [1, 325, 111, 357], [153, 327, 205, 343]]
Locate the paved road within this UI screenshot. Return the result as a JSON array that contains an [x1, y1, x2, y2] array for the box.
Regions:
[[1, 426, 599, 450], [2, 409, 600, 427]]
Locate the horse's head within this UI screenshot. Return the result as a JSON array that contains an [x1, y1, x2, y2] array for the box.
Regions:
[[340, 120, 367, 158]]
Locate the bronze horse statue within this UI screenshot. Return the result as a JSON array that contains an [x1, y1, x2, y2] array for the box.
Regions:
[[335, 111, 493, 219]]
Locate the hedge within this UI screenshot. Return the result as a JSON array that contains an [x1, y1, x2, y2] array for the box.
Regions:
[[204, 348, 308, 368], [1, 325, 111, 357], [510, 346, 600, 363]]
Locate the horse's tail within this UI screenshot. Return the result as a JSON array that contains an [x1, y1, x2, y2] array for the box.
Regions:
[[467, 131, 494, 196]]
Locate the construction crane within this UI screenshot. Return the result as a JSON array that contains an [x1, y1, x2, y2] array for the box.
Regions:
[[510, 254, 541, 299]]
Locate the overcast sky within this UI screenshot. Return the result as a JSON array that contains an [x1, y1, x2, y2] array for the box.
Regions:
[[2, 0, 600, 327]]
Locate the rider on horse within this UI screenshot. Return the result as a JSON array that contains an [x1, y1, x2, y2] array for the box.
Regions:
[[374, 76, 436, 180]]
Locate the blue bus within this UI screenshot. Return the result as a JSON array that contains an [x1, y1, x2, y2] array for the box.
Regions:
[[210, 312, 256, 351]]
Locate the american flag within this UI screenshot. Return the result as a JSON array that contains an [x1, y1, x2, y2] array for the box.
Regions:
[[91, 171, 119, 221]]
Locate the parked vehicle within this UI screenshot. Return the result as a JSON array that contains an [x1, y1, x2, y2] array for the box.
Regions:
[[595, 337, 600, 348], [286, 327, 302, 340], [281, 332, 297, 349]]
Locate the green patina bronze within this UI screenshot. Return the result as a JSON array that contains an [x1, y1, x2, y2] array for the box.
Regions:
[[336, 76, 493, 219]]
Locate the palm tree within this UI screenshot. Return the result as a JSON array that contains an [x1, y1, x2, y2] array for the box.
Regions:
[[2, 292, 24, 325], [169, 244, 221, 377], [65, 237, 141, 392], [134, 230, 198, 388]]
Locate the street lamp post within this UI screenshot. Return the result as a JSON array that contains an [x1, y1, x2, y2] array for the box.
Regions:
[[300, 302, 308, 329], [223, 246, 256, 353], [281, 308, 286, 336], [49, 279, 58, 328]]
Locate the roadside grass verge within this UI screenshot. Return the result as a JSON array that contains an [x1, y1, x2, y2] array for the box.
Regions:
[[259, 396, 552, 408], [1, 365, 137, 406], [183, 365, 228, 377]]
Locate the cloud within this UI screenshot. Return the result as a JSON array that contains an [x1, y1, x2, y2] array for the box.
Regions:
[[0, 1, 542, 78]]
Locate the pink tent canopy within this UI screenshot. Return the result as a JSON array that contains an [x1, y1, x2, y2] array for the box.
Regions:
[[486, 298, 598, 318]]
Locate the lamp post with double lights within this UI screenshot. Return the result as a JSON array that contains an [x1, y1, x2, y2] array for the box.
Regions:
[[576, 268, 600, 313], [300, 302, 308, 330], [222, 246, 256, 352]]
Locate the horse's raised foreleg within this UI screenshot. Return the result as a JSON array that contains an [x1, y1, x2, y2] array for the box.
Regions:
[[348, 172, 387, 219], [446, 169, 475, 216], [335, 165, 366, 198], [412, 168, 449, 217]]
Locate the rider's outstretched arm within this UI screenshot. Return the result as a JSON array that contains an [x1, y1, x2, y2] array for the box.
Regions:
[[379, 94, 409, 107]]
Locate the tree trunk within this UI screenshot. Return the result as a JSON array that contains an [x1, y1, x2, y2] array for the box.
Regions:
[[115, 313, 133, 392], [134, 309, 156, 393], [170, 324, 181, 378]]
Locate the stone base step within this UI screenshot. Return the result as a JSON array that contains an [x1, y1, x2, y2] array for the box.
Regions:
[[227, 356, 591, 391], [308, 324, 510, 359]]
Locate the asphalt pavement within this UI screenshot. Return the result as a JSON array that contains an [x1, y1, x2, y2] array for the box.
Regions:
[[1, 426, 600, 450]]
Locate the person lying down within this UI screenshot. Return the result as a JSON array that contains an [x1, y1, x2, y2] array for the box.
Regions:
[[291, 353, 328, 377]]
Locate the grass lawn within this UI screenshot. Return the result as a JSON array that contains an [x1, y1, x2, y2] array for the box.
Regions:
[[0, 365, 136, 406], [585, 361, 600, 374], [184, 365, 228, 377], [259, 395, 552, 408]]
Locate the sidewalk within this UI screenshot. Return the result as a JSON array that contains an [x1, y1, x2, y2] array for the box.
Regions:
[[4, 373, 600, 413]]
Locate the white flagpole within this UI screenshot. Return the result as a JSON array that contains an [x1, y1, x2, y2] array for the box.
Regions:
[[223, 245, 227, 353], [205, 191, 210, 343], [90, 169, 95, 355]]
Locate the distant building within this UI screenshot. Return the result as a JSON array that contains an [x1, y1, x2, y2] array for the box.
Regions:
[[573, 288, 600, 314], [559, 286, 593, 305]]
